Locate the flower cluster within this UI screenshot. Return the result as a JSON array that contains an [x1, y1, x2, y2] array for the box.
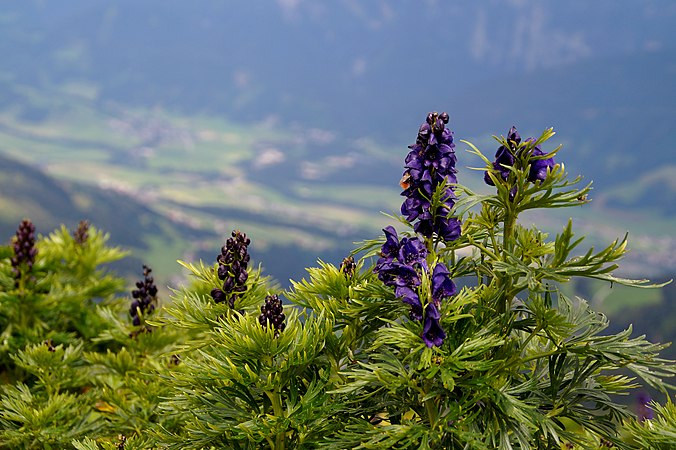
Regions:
[[400, 112, 461, 242], [339, 255, 356, 278], [10, 219, 38, 285], [484, 126, 555, 187], [130, 264, 158, 326], [211, 230, 250, 308], [374, 226, 456, 347], [258, 294, 286, 337], [72, 219, 90, 245]]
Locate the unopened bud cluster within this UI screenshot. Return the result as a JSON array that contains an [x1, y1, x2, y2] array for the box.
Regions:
[[10, 219, 38, 285], [73, 219, 90, 245], [211, 230, 250, 308], [130, 264, 158, 326], [340, 256, 356, 278], [258, 294, 286, 337]]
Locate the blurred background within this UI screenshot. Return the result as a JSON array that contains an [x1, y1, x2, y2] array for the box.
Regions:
[[1, 1, 675, 353]]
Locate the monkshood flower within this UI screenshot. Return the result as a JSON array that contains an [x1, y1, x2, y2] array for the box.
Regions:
[[259, 294, 286, 337], [130, 264, 158, 326], [526, 138, 556, 183], [400, 112, 461, 242], [374, 226, 427, 289], [484, 126, 555, 186], [422, 303, 446, 348], [10, 219, 37, 285], [636, 391, 654, 422], [211, 230, 251, 308], [484, 126, 520, 186], [374, 226, 456, 347], [431, 263, 456, 304]]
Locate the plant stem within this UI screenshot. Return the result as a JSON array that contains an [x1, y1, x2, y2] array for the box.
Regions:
[[498, 211, 517, 315], [423, 381, 438, 428], [266, 389, 285, 450]]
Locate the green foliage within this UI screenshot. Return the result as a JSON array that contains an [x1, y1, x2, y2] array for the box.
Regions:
[[0, 125, 674, 449], [623, 401, 676, 449]]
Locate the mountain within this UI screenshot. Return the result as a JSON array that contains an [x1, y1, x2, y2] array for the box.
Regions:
[[0, 153, 208, 280], [0, 1, 675, 283]]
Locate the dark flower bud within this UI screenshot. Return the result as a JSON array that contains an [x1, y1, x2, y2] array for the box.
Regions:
[[11, 219, 38, 287], [507, 126, 521, 146], [223, 277, 235, 291], [340, 256, 356, 278], [212, 230, 251, 308], [72, 220, 90, 245], [236, 270, 248, 285], [116, 434, 127, 450], [129, 264, 158, 327], [217, 265, 229, 279], [418, 123, 431, 141], [211, 288, 226, 303], [228, 294, 237, 309], [440, 112, 449, 124], [259, 294, 286, 337]]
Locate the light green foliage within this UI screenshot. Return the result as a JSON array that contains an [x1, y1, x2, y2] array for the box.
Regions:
[[0, 126, 674, 449], [623, 401, 676, 449], [0, 224, 127, 375]]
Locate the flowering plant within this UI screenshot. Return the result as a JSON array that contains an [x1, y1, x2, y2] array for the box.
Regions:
[[0, 113, 674, 449]]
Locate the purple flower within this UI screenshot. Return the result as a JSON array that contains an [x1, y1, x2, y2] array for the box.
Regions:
[[398, 237, 428, 270], [526, 140, 555, 182], [399, 112, 461, 242], [376, 261, 421, 288], [422, 303, 446, 347], [636, 391, 654, 422], [395, 286, 423, 320], [434, 207, 462, 242], [484, 127, 555, 188], [484, 126, 520, 186], [431, 263, 456, 305], [381, 226, 400, 259]]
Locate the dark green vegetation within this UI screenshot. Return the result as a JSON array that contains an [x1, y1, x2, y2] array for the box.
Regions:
[[1, 124, 675, 449]]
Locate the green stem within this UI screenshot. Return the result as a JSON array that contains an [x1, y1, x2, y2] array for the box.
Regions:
[[423, 381, 438, 428], [498, 211, 517, 315], [266, 390, 285, 450]]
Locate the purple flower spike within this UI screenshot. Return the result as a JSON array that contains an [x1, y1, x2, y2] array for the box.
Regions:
[[422, 303, 446, 347], [399, 112, 461, 242]]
